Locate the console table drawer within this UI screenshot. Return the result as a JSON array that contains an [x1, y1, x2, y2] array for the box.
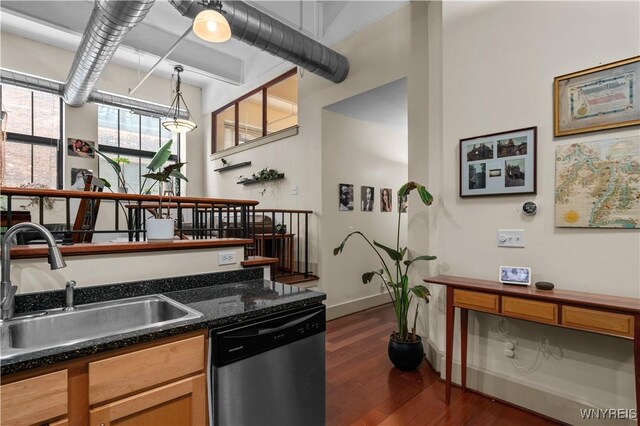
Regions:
[[502, 297, 558, 324], [562, 306, 634, 338], [453, 289, 499, 313]]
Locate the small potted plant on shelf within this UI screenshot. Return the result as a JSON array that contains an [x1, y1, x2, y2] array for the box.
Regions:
[[334, 181, 436, 371]]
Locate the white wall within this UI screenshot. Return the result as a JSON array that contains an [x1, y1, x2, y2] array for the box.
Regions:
[[204, 6, 414, 312], [10, 246, 246, 293], [0, 31, 205, 196], [411, 1, 640, 422], [321, 110, 407, 310]]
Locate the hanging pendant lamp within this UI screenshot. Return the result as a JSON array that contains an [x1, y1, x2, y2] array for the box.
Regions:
[[162, 65, 197, 133], [193, 1, 231, 43]]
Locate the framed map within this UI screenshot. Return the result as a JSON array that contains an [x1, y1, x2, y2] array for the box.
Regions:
[[555, 137, 640, 228], [554, 57, 640, 137]]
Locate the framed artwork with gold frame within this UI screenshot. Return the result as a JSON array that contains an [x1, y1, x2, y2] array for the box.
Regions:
[[554, 56, 640, 137]]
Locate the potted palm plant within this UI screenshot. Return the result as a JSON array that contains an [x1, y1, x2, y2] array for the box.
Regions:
[[141, 142, 187, 241], [334, 181, 436, 370], [89, 140, 187, 241]]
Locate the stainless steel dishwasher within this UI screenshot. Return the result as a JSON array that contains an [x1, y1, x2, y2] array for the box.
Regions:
[[209, 305, 326, 426]]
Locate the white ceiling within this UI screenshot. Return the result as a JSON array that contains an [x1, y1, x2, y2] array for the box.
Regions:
[[0, 0, 407, 94], [324, 78, 407, 134]]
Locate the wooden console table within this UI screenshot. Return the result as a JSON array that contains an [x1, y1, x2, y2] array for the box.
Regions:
[[424, 275, 640, 409]]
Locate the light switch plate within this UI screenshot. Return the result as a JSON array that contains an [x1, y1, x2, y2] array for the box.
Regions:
[[290, 185, 298, 195], [497, 229, 525, 248], [218, 252, 236, 265]]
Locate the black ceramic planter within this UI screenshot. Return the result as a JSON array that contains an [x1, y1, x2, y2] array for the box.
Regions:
[[388, 334, 424, 371]]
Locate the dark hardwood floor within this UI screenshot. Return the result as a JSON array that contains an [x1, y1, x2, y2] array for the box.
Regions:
[[326, 304, 560, 426]]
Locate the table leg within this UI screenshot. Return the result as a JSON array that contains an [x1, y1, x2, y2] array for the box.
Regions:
[[460, 308, 468, 393], [635, 314, 639, 411], [445, 288, 454, 404]]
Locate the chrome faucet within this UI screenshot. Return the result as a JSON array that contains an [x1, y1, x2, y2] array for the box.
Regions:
[[1, 222, 67, 320]]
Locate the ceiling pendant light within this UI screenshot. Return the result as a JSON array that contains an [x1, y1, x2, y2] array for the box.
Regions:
[[162, 65, 197, 133], [193, 1, 231, 43]]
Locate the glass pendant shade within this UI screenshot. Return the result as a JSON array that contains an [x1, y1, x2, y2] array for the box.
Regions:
[[162, 117, 197, 133], [193, 9, 231, 43]]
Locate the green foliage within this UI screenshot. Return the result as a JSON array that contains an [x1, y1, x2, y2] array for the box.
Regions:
[[333, 181, 436, 342]]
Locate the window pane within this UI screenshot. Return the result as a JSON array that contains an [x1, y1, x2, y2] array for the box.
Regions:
[[98, 156, 119, 192], [2, 85, 32, 135], [141, 115, 160, 152], [238, 93, 263, 144], [33, 144, 57, 188], [98, 105, 119, 147], [33, 91, 60, 138], [266, 74, 298, 134], [215, 105, 235, 152], [2, 141, 32, 187], [160, 126, 178, 155], [119, 110, 140, 150]]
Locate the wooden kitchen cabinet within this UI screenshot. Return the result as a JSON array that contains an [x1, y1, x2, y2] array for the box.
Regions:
[[0, 369, 68, 426], [89, 374, 206, 426], [0, 331, 207, 426]]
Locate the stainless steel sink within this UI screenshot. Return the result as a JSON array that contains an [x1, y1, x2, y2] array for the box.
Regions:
[[0, 294, 202, 359]]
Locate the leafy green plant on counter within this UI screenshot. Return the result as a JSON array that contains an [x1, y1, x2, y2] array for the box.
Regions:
[[333, 181, 436, 342]]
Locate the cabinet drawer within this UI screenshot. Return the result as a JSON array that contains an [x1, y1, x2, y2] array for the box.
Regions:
[[453, 289, 499, 313], [1, 369, 68, 426], [502, 297, 558, 324], [89, 335, 205, 405], [562, 306, 634, 338]]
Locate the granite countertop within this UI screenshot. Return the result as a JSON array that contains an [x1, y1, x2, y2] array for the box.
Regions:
[[1, 276, 326, 376]]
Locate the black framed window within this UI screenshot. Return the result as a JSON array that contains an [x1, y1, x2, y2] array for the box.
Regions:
[[0, 84, 63, 189], [212, 68, 298, 153], [97, 105, 179, 195]]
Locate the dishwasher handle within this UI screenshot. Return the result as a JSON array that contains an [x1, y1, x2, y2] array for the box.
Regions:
[[212, 305, 326, 366]]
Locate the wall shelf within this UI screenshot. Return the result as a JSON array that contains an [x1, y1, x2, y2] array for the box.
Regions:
[[237, 174, 285, 185], [214, 161, 252, 172]]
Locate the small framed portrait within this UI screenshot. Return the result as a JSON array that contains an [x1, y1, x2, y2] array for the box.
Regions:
[[339, 183, 354, 211], [380, 188, 392, 212], [460, 127, 536, 197], [361, 186, 374, 211], [499, 266, 531, 286], [398, 194, 408, 213], [68, 138, 95, 158], [71, 168, 93, 190]]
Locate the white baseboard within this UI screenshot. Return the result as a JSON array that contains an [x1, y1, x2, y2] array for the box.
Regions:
[[326, 293, 390, 320], [428, 348, 636, 426]]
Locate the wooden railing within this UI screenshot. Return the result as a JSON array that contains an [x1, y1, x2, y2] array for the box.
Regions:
[[0, 187, 258, 247], [1, 189, 315, 279]]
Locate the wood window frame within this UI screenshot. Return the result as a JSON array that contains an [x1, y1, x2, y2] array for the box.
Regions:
[[211, 68, 297, 154]]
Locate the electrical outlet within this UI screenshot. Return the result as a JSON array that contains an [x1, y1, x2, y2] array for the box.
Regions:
[[497, 229, 525, 248], [290, 185, 298, 195], [504, 342, 516, 358], [218, 252, 236, 265]]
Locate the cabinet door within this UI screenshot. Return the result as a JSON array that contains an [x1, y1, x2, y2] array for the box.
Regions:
[[0, 369, 67, 426], [89, 374, 206, 426]]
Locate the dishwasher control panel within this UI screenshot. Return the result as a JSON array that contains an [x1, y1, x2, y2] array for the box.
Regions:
[[211, 305, 326, 367]]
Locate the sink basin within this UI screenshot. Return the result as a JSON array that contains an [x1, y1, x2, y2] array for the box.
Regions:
[[0, 294, 202, 359]]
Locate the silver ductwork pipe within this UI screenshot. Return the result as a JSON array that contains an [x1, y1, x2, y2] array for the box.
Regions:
[[169, 0, 349, 83], [89, 91, 188, 119], [63, 0, 156, 107], [1, 69, 187, 119], [0, 69, 63, 95]]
